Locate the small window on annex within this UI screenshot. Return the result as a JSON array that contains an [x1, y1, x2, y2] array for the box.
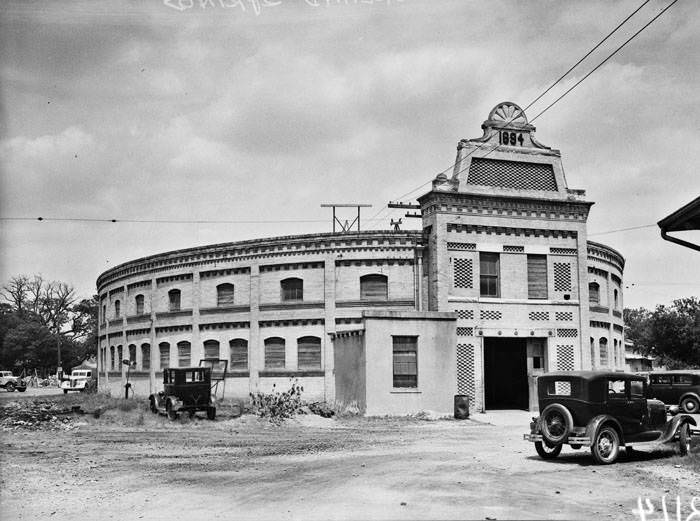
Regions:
[[114, 300, 121, 318], [392, 336, 417, 388], [135, 294, 145, 315], [297, 336, 321, 370], [281, 278, 303, 302], [599, 338, 609, 367], [479, 253, 500, 297], [230, 339, 248, 370], [203, 339, 220, 360], [177, 341, 191, 367], [141, 343, 150, 370], [159, 342, 170, 369], [360, 274, 388, 301], [264, 337, 285, 368], [217, 283, 234, 307], [589, 282, 600, 304], [168, 289, 181, 312]]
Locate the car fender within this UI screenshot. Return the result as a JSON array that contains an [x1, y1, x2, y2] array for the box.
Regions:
[[658, 414, 697, 444], [586, 415, 625, 445], [166, 396, 183, 412], [678, 392, 700, 405]]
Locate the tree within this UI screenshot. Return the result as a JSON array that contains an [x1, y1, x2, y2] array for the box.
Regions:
[[625, 297, 700, 368]]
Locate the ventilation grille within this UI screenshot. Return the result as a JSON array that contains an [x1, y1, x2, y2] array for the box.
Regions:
[[467, 158, 557, 191], [503, 245, 525, 253], [557, 328, 578, 338], [448, 242, 476, 251], [529, 311, 549, 321], [457, 327, 474, 336], [453, 259, 473, 289], [553, 263, 572, 291], [480, 310, 502, 320], [456, 344, 475, 399], [550, 247, 577, 255], [555, 312, 573, 321], [557, 345, 575, 371], [456, 309, 474, 320]]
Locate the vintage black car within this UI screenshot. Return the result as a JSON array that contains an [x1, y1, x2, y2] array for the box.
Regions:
[[524, 371, 696, 464], [148, 367, 216, 420]]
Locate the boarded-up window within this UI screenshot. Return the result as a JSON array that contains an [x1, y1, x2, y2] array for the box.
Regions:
[[360, 274, 388, 300], [159, 342, 170, 369], [141, 343, 150, 370], [117, 345, 123, 365], [297, 336, 321, 369], [114, 300, 121, 318], [590, 338, 595, 370], [527, 255, 547, 299], [614, 289, 619, 309], [217, 284, 234, 307], [281, 278, 303, 301], [168, 289, 181, 312], [599, 338, 608, 367], [264, 337, 285, 368], [128, 344, 136, 364], [393, 336, 417, 388], [177, 341, 191, 367], [203, 339, 220, 359], [135, 294, 145, 315], [589, 282, 600, 304], [110, 346, 115, 370], [230, 339, 248, 370], [479, 253, 500, 297]]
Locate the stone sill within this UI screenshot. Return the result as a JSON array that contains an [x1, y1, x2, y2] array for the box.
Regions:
[[259, 370, 325, 378], [390, 389, 421, 394], [155, 310, 193, 319], [259, 302, 325, 311], [200, 306, 251, 315]]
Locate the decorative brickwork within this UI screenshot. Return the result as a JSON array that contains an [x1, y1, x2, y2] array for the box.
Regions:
[[335, 259, 414, 267], [200, 267, 250, 278], [480, 310, 502, 320], [156, 274, 193, 285], [456, 327, 474, 336], [447, 223, 577, 239], [553, 263, 572, 291], [447, 242, 476, 251], [453, 259, 473, 288], [587, 267, 608, 277], [557, 328, 578, 338], [456, 344, 475, 400], [126, 328, 150, 338], [503, 245, 525, 253], [260, 262, 324, 272], [550, 247, 577, 255], [155, 325, 192, 334], [528, 311, 549, 321], [127, 280, 152, 290], [259, 319, 324, 328], [555, 311, 573, 321], [590, 321, 611, 329], [199, 322, 250, 331], [467, 158, 557, 191], [456, 309, 474, 320]]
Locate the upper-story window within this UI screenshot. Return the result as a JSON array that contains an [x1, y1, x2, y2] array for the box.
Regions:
[[135, 294, 145, 315], [177, 340, 191, 367], [264, 337, 286, 368], [281, 278, 303, 302], [613, 289, 619, 309], [297, 336, 322, 370], [114, 300, 121, 318], [527, 255, 547, 299], [159, 342, 170, 369], [479, 253, 500, 297], [141, 343, 150, 370], [102, 305, 106, 322], [203, 339, 220, 359], [217, 283, 234, 307], [168, 289, 181, 312], [589, 282, 600, 304], [230, 339, 248, 370], [360, 274, 388, 301]]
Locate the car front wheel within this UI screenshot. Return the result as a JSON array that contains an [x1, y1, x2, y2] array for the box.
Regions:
[[535, 441, 562, 459], [679, 423, 691, 456], [680, 397, 699, 414], [591, 425, 620, 464], [207, 407, 216, 420], [6, 382, 15, 392], [149, 397, 158, 414]]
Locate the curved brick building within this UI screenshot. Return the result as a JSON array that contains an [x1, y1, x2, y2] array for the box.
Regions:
[[96, 102, 625, 414]]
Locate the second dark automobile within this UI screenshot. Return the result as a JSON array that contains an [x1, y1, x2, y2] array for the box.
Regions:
[[647, 370, 700, 414], [149, 367, 216, 420], [524, 371, 696, 464]]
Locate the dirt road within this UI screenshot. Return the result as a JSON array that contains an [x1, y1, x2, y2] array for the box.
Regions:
[[1, 405, 698, 520]]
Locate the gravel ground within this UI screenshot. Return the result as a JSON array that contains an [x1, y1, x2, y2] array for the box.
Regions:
[[1, 398, 698, 521]]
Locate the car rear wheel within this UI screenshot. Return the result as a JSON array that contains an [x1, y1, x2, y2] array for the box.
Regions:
[[679, 423, 691, 456], [207, 407, 216, 420], [591, 425, 620, 464], [535, 441, 562, 459], [6, 382, 15, 392], [680, 397, 699, 414], [17, 387, 26, 392], [63, 389, 68, 394], [540, 404, 573, 445], [166, 400, 178, 421]]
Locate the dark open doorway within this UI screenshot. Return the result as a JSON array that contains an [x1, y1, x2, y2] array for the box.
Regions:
[[484, 337, 528, 410]]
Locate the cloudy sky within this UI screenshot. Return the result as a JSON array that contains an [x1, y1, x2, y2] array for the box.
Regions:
[[0, 0, 698, 309]]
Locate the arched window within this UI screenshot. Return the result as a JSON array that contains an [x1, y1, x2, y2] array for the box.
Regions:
[[297, 336, 322, 369], [128, 344, 136, 365], [599, 338, 608, 367], [102, 305, 106, 322], [614, 289, 619, 309], [264, 337, 285, 368], [117, 345, 123, 366], [110, 346, 115, 370], [203, 339, 220, 360], [141, 343, 150, 370], [281, 278, 303, 302], [589, 282, 600, 304], [177, 341, 191, 367], [360, 274, 388, 301], [135, 294, 145, 315], [217, 283, 235, 307], [159, 342, 170, 369], [230, 339, 248, 370], [590, 338, 596, 370], [168, 289, 181, 312], [114, 300, 121, 318]]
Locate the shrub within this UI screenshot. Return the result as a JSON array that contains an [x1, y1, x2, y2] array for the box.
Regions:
[[250, 381, 304, 422]]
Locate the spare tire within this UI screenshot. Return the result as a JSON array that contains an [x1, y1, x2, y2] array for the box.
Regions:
[[540, 403, 573, 445]]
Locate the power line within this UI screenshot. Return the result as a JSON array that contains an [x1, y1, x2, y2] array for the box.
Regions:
[[588, 224, 658, 236], [0, 216, 395, 224]]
